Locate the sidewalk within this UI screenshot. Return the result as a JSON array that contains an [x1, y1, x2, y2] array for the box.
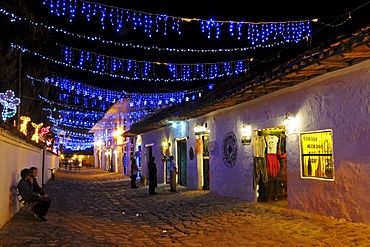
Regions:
[[1, 168, 370, 247]]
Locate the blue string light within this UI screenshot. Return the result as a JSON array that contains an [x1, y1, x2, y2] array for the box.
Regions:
[[60, 44, 250, 81], [12, 43, 250, 82], [40, 0, 311, 43], [0, 8, 306, 55]]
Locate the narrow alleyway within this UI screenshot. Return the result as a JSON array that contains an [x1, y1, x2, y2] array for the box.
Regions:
[[1, 168, 370, 247]]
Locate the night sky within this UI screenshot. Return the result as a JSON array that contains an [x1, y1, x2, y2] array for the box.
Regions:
[[4, 1, 370, 93]]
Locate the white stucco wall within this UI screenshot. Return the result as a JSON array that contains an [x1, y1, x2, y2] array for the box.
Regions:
[[0, 128, 42, 229], [139, 122, 189, 185], [203, 59, 370, 224], [0, 128, 59, 229], [135, 60, 370, 224]]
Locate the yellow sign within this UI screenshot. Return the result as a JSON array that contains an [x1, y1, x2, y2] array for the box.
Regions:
[[300, 130, 333, 179]]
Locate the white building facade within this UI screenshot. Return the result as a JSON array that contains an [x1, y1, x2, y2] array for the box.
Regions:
[[136, 59, 370, 224]]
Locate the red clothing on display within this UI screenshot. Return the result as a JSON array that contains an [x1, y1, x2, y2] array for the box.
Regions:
[[266, 154, 280, 177]]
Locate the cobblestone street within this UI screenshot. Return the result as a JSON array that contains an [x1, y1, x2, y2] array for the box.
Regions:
[[1, 168, 370, 247]]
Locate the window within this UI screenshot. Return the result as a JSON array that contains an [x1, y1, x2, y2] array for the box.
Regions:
[[300, 130, 334, 180]]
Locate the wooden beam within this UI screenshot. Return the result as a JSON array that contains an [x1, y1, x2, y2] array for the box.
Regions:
[[317, 60, 349, 67], [342, 51, 370, 58], [295, 69, 328, 74]]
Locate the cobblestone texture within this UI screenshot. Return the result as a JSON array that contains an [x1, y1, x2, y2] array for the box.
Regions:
[[1, 168, 370, 247]]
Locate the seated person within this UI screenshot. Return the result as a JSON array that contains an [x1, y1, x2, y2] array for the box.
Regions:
[[29, 166, 48, 197], [17, 168, 51, 222]]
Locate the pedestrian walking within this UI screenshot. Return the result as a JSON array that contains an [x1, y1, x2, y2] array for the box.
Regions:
[[130, 158, 139, 189], [148, 156, 158, 195], [169, 155, 177, 192]]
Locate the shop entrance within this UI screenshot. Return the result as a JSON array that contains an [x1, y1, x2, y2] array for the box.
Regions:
[[177, 139, 187, 186], [252, 127, 287, 202], [202, 135, 210, 190]]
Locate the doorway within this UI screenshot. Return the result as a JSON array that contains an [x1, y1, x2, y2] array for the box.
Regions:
[[177, 139, 187, 186], [202, 135, 210, 190], [253, 127, 287, 202]]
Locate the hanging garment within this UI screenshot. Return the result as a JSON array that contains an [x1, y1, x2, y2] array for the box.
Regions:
[[265, 135, 279, 154], [252, 135, 266, 157], [253, 157, 268, 190], [266, 154, 280, 178]]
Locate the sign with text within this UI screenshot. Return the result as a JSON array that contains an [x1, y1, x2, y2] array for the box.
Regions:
[[300, 130, 334, 180]]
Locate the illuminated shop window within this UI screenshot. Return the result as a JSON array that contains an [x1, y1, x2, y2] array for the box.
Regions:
[[300, 130, 334, 180]]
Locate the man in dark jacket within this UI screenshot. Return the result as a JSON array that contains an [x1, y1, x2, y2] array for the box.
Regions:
[[29, 167, 48, 197], [17, 168, 51, 222]]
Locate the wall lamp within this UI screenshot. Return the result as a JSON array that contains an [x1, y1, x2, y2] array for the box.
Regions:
[[194, 123, 208, 134], [283, 112, 298, 134], [241, 124, 252, 137], [241, 123, 252, 145]]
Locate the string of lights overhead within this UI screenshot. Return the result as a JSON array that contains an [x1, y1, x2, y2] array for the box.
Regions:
[[0, 8, 287, 53], [12, 44, 250, 82], [62, 44, 250, 80], [41, 0, 312, 44], [28, 75, 210, 110]]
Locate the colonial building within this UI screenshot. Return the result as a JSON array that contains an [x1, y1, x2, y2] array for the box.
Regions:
[[123, 24, 370, 224]]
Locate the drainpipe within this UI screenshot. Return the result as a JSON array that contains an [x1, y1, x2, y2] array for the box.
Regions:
[[42, 146, 46, 186]]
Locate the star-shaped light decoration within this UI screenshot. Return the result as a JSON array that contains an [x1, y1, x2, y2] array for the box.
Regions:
[[0, 90, 21, 121]]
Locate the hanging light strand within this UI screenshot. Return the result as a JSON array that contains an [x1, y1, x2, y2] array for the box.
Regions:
[[1, 8, 279, 52], [13, 43, 250, 82], [41, 0, 312, 43]]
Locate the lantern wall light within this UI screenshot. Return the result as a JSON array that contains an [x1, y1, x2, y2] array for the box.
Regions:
[[241, 123, 252, 145], [283, 112, 299, 135]]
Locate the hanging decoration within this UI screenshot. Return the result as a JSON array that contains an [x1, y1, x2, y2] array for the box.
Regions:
[[31, 122, 43, 143], [0, 8, 270, 53], [12, 44, 249, 82], [26, 75, 122, 103], [61, 45, 249, 81], [29, 75, 209, 112], [52, 125, 94, 151], [39, 126, 51, 137], [0, 90, 21, 121], [40, 0, 311, 44], [20, 116, 31, 135]]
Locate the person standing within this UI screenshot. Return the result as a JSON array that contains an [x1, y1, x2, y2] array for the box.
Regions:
[[169, 156, 177, 192], [17, 168, 51, 222], [130, 159, 139, 189], [148, 156, 158, 195]]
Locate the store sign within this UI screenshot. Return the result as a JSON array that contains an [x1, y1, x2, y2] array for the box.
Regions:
[[300, 130, 334, 180]]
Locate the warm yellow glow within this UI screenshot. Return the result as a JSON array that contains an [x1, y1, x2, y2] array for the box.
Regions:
[[95, 140, 102, 147], [241, 124, 252, 137], [20, 116, 31, 135], [112, 128, 125, 138], [283, 113, 299, 134], [31, 122, 43, 143], [194, 123, 207, 133]]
